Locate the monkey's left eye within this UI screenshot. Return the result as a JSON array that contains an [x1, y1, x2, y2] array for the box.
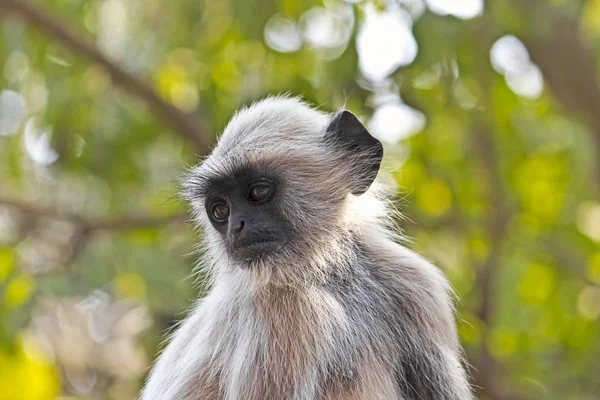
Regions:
[[248, 182, 273, 203]]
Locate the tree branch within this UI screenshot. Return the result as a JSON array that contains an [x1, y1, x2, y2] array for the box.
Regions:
[[0, 0, 212, 151], [515, 0, 600, 184], [0, 197, 186, 233], [0, 197, 187, 269], [465, 14, 529, 400], [469, 121, 521, 400]]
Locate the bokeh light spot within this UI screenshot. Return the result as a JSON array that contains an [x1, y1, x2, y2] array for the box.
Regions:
[[425, 0, 483, 19], [264, 14, 302, 53], [417, 178, 452, 216], [4, 274, 35, 308], [577, 286, 600, 320], [490, 35, 544, 99], [357, 6, 417, 81], [23, 118, 59, 165], [518, 263, 555, 305], [577, 202, 600, 243], [368, 101, 425, 144], [0, 90, 26, 136], [488, 327, 519, 359]]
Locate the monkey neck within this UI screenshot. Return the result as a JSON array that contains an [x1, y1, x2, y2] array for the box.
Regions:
[[198, 273, 354, 399], [212, 228, 371, 293]]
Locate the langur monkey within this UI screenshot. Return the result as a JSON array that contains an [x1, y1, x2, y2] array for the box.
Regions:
[[141, 96, 473, 399]]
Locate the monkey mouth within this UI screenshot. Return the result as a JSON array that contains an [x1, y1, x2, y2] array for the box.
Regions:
[[232, 238, 283, 260]]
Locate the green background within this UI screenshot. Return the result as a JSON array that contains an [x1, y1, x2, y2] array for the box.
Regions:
[[0, 0, 599, 398]]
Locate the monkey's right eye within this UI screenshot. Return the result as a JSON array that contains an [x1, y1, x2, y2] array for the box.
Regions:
[[209, 201, 230, 222]]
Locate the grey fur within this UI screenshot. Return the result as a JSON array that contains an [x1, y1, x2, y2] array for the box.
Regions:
[[140, 96, 473, 400]]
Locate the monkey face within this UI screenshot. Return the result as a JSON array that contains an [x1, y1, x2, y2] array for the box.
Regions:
[[202, 167, 289, 264]]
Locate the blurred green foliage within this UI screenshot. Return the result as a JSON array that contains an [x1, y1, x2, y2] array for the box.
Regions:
[[1, 0, 599, 399]]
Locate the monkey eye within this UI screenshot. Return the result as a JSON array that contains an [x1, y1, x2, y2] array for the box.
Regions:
[[209, 201, 230, 222], [248, 182, 273, 203]]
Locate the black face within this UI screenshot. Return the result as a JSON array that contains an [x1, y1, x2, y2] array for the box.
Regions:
[[204, 169, 286, 263]]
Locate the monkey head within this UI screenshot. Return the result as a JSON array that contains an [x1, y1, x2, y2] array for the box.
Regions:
[[182, 97, 383, 281]]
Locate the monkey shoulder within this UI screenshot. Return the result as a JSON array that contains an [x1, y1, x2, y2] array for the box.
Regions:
[[321, 238, 469, 399], [349, 237, 459, 344], [329, 238, 472, 399]]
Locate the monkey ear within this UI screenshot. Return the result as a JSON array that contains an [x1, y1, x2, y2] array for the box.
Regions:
[[326, 110, 384, 196]]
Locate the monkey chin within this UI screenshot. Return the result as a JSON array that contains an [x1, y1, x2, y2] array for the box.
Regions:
[[230, 240, 285, 268]]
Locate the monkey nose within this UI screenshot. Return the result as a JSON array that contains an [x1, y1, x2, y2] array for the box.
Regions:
[[230, 217, 245, 234]]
